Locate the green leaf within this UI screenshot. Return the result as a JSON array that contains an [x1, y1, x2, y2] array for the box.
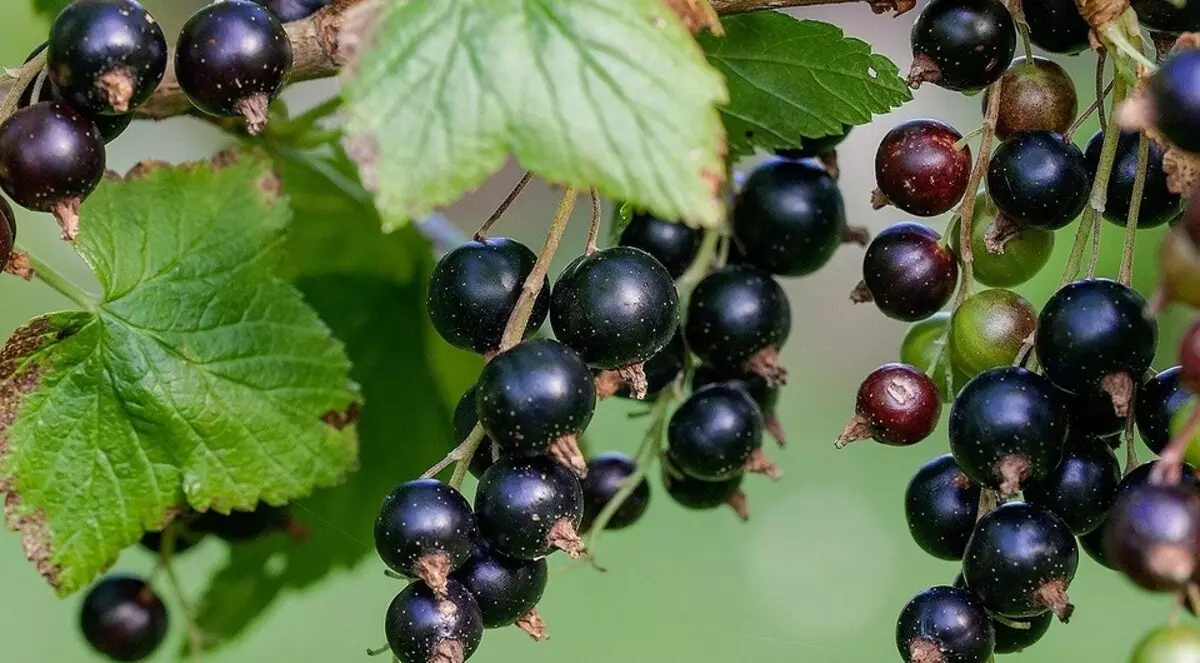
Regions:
[[699, 13, 912, 160], [31, 0, 70, 21], [192, 148, 480, 650], [0, 153, 358, 595], [341, 0, 728, 231]]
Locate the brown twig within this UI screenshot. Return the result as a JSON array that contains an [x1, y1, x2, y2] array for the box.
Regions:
[[952, 75, 1004, 308], [585, 187, 602, 255], [475, 171, 533, 240]]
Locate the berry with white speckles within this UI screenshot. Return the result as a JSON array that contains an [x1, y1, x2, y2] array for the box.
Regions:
[[874, 119, 971, 217], [667, 383, 775, 481], [384, 579, 483, 663], [684, 264, 791, 385], [895, 585, 995, 663], [474, 456, 585, 560], [374, 479, 477, 596], [904, 454, 980, 561]]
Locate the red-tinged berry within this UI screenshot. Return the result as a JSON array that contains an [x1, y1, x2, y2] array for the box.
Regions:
[[80, 575, 168, 662], [899, 312, 969, 401], [837, 363, 941, 448], [875, 119, 971, 217], [987, 57, 1078, 140], [384, 580, 483, 663], [908, 0, 1016, 92], [904, 454, 981, 560], [374, 479, 477, 594], [859, 222, 958, 322]]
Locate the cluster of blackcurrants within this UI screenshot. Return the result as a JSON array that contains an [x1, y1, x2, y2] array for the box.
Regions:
[[78, 503, 300, 661], [827, 0, 1200, 661], [0, 0, 306, 248]]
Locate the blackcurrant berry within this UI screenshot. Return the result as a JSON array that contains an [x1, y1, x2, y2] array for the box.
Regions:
[[139, 526, 204, 557], [1023, 435, 1121, 535], [860, 222, 958, 322], [253, 0, 331, 22], [474, 456, 585, 560], [1079, 524, 1115, 570], [1035, 279, 1157, 412], [875, 119, 971, 217], [193, 502, 294, 542], [692, 364, 783, 445], [668, 384, 772, 481], [661, 464, 749, 520], [1132, 0, 1200, 32], [1122, 459, 1200, 493], [451, 543, 548, 631], [374, 479, 477, 593], [731, 157, 847, 276], [987, 57, 1078, 140], [0, 101, 105, 239], [776, 125, 853, 159], [1023, 0, 1090, 54], [428, 237, 548, 355], [1084, 129, 1181, 229], [579, 452, 650, 532], [1105, 483, 1200, 591], [948, 367, 1068, 496], [838, 363, 941, 448], [1138, 366, 1190, 455], [1150, 51, 1200, 154], [22, 42, 133, 144], [900, 312, 969, 401], [904, 454, 981, 560], [992, 611, 1052, 655], [384, 579, 483, 663], [175, 0, 294, 133], [951, 194, 1054, 288], [80, 575, 168, 662], [949, 288, 1037, 377], [684, 265, 791, 384], [1129, 625, 1200, 663], [962, 502, 1078, 621], [986, 131, 1089, 231], [618, 212, 701, 279], [453, 385, 496, 479], [48, 0, 167, 115], [908, 0, 1016, 91], [475, 339, 596, 474], [607, 330, 685, 400], [550, 246, 679, 376], [895, 586, 994, 663], [1062, 386, 1127, 442]]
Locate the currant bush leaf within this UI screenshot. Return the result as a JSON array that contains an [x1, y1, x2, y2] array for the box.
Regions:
[[341, 0, 728, 231], [699, 13, 912, 159], [192, 148, 479, 650], [0, 152, 358, 595]]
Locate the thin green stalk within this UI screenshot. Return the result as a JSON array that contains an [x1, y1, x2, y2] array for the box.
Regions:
[[278, 95, 343, 138], [20, 246, 96, 309], [160, 528, 204, 660], [677, 229, 720, 294], [1119, 133, 1150, 286]]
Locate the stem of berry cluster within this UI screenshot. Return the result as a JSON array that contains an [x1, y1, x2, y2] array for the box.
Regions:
[[19, 245, 97, 309], [1118, 133, 1150, 286], [475, 171, 533, 241], [951, 76, 1004, 308], [159, 528, 205, 660], [585, 188, 602, 255], [677, 229, 722, 293], [0, 51, 47, 123], [1095, 51, 1110, 133], [1067, 80, 1114, 139], [1009, 0, 1034, 62]]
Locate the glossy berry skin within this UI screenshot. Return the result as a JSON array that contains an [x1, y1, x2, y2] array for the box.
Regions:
[[175, 1, 294, 126], [1023, 435, 1121, 535], [862, 223, 958, 322], [451, 544, 548, 629], [192, 503, 289, 542], [374, 479, 477, 580], [1138, 367, 1189, 455], [900, 313, 969, 401], [1085, 130, 1181, 229], [1129, 625, 1200, 663], [1023, 0, 1091, 54], [453, 385, 496, 479], [909, 0, 1016, 92], [475, 340, 596, 455], [904, 455, 981, 560], [731, 157, 846, 276], [1150, 52, 1200, 154], [851, 363, 941, 446], [0, 101, 105, 215], [80, 575, 168, 662], [253, 0, 331, 22], [993, 611, 1052, 654], [618, 212, 701, 279], [616, 330, 685, 399], [427, 237, 548, 354], [963, 502, 1079, 620], [988, 57, 1078, 140], [986, 131, 1089, 231], [952, 194, 1054, 288], [48, 0, 167, 115], [1035, 279, 1157, 395], [662, 466, 746, 514], [875, 119, 971, 217], [1063, 387, 1126, 442], [692, 365, 778, 419], [23, 42, 134, 144], [684, 265, 791, 372], [895, 586, 994, 663], [550, 247, 679, 369], [385, 580, 483, 663], [474, 456, 584, 560], [580, 452, 651, 532], [948, 367, 1068, 496], [1079, 525, 1114, 570], [1105, 483, 1200, 592], [667, 384, 763, 482], [949, 288, 1037, 377], [1132, 0, 1200, 32]]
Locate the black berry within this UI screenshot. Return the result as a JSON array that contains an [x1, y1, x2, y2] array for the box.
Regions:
[[908, 0, 1016, 91], [667, 384, 769, 482], [474, 456, 585, 560], [175, 0, 294, 133], [1062, 386, 1127, 443], [684, 265, 791, 383], [1023, 0, 1090, 54], [453, 385, 496, 479], [962, 502, 1079, 621], [451, 543, 548, 630], [1079, 524, 1115, 570], [895, 586, 994, 663], [139, 525, 204, 557], [1132, 0, 1200, 32], [904, 454, 981, 560], [24, 43, 134, 144], [875, 119, 971, 217], [777, 124, 853, 158], [986, 131, 1089, 231], [80, 575, 168, 662], [661, 464, 749, 520], [579, 452, 651, 532], [1023, 435, 1121, 535], [988, 57, 1078, 140], [948, 367, 1068, 496], [384, 580, 483, 663], [731, 157, 847, 276], [48, 0, 167, 115], [618, 212, 701, 279], [1150, 51, 1200, 154], [692, 364, 783, 445], [838, 363, 941, 448], [374, 479, 477, 593], [253, 0, 331, 22], [860, 222, 958, 322], [428, 237, 548, 354], [1084, 129, 1181, 229], [1105, 483, 1200, 591], [992, 611, 1052, 654], [193, 502, 292, 543], [0, 196, 14, 273], [1137, 366, 1190, 455], [610, 330, 685, 400]]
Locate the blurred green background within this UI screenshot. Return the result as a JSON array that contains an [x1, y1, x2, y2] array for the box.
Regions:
[[0, 2, 1191, 661]]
